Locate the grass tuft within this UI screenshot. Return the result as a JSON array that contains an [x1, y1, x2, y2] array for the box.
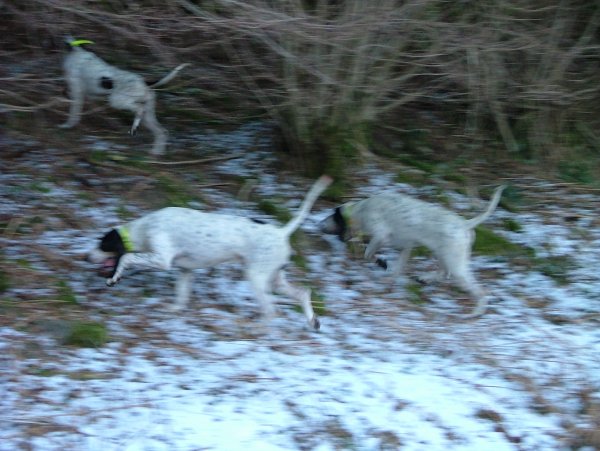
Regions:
[[63, 322, 108, 348]]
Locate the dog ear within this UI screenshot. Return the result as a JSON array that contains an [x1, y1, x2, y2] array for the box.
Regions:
[[98, 229, 126, 278], [333, 207, 347, 242], [100, 77, 113, 90], [100, 229, 126, 255], [64, 35, 74, 51]]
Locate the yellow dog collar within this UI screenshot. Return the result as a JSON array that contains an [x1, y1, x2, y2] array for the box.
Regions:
[[69, 39, 94, 47], [118, 226, 135, 252]]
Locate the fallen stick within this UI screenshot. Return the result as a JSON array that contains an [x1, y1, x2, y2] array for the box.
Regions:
[[144, 154, 241, 166]]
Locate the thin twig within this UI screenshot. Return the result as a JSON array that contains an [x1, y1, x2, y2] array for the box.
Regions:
[[0, 97, 69, 113], [144, 154, 241, 165], [195, 183, 234, 189]]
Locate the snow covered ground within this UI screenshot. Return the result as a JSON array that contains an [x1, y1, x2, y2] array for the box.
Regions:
[[1, 124, 599, 450]]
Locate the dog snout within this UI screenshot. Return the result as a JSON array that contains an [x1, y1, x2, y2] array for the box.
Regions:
[[85, 252, 97, 263], [86, 248, 107, 264], [318, 214, 338, 235]]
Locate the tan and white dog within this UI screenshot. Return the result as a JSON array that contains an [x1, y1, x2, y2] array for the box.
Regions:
[[87, 176, 333, 329], [60, 38, 189, 155], [320, 186, 506, 317]]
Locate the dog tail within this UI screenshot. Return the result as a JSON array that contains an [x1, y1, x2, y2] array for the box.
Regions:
[[149, 63, 191, 88], [464, 185, 506, 229], [282, 175, 333, 236]]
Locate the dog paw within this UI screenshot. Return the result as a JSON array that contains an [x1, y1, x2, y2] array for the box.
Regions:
[[416, 271, 443, 285], [149, 148, 165, 157], [414, 276, 428, 286], [58, 122, 75, 129], [375, 258, 388, 270], [464, 302, 488, 319], [106, 278, 118, 287], [310, 316, 321, 331]]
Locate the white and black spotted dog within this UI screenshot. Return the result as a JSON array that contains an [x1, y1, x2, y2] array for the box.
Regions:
[[320, 185, 506, 317], [60, 37, 189, 155], [87, 176, 333, 329]]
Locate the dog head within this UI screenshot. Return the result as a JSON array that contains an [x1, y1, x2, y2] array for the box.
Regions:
[[319, 205, 350, 241], [86, 229, 127, 278]]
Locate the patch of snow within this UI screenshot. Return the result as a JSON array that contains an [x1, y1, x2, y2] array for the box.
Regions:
[[1, 124, 599, 450]]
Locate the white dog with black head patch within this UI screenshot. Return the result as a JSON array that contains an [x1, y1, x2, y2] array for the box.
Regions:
[[87, 176, 332, 329], [60, 37, 189, 155], [320, 185, 506, 317]]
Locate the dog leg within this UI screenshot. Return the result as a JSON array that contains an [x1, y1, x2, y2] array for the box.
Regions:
[[245, 268, 277, 322], [171, 269, 194, 311], [130, 111, 143, 136], [60, 82, 84, 128], [142, 112, 167, 155], [445, 256, 488, 317], [140, 97, 168, 156], [438, 243, 489, 317], [274, 271, 320, 330], [107, 252, 173, 286], [380, 247, 412, 285], [454, 271, 488, 317], [389, 247, 412, 277], [417, 269, 447, 285], [364, 238, 384, 261]]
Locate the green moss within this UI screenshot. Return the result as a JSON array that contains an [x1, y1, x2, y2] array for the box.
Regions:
[[558, 159, 596, 185], [257, 199, 292, 223], [116, 204, 135, 221], [142, 287, 156, 297], [442, 172, 468, 184], [534, 255, 576, 285], [406, 282, 427, 305], [156, 176, 195, 207], [397, 129, 431, 154], [89, 150, 110, 164], [63, 322, 108, 348], [473, 226, 534, 257], [398, 155, 437, 173], [56, 280, 77, 304], [290, 253, 308, 271], [16, 259, 32, 269], [28, 368, 61, 377], [396, 171, 427, 185], [503, 218, 522, 232], [0, 269, 9, 293], [498, 185, 523, 212], [29, 182, 52, 193], [411, 246, 432, 258], [292, 289, 327, 316], [434, 192, 452, 208], [67, 370, 113, 381], [323, 181, 346, 201], [310, 290, 327, 316]]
